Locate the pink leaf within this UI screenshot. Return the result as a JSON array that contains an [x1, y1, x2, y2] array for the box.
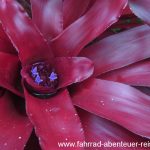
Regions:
[[129, 0, 150, 25], [63, 0, 90, 28], [78, 108, 149, 150], [100, 60, 150, 87], [55, 57, 94, 88], [0, 0, 54, 66], [52, 0, 127, 56], [80, 25, 150, 76], [24, 88, 85, 149], [71, 79, 150, 138], [31, 0, 63, 41]]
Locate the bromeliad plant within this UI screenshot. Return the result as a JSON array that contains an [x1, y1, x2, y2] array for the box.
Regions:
[[0, 0, 150, 149]]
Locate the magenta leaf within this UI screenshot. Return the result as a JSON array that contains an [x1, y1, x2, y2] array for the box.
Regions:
[[71, 79, 150, 138], [31, 0, 63, 41], [52, 0, 127, 57], [78, 108, 149, 150], [55, 57, 94, 88], [100, 60, 150, 87], [129, 0, 150, 25], [0, 91, 33, 150], [0, 0, 54, 66], [63, 0, 90, 28], [80, 25, 150, 76], [24, 88, 85, 149]]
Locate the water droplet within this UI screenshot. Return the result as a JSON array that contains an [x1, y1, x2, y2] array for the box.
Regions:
[[18, 136, 22, 140], [39, 137, 41, 141], [12, 125, 16, 129], [29, 113, 33, 116], [100, 100, 105, 106], [4, 142, 7, 146], [74, 113, 78, 116], [65, 138, 68, 141], [80, 128, 83, 132], [62, 127, 65, 130], [49, 107, 60, 112]]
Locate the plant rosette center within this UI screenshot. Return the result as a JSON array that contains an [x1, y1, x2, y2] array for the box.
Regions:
[[21, 61, 59, 97], [21, 57, 94, 98]]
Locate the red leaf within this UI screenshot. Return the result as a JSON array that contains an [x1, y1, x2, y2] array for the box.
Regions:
[[71, 79, 150, 138], [0, 91, 33, 150], [24, 88, 85, 149], [0, 0, 54, 66], [63, 0, 90, 28], [78, 108, 149, 150], [55, 57, 94, 88], [129, 0, 150, 25], [80, 25, 150, 76], [100, 60, 150, 87], [52, 0, 127, 57], [0, 52, 23, 97], [31, 0, 63, 41]]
